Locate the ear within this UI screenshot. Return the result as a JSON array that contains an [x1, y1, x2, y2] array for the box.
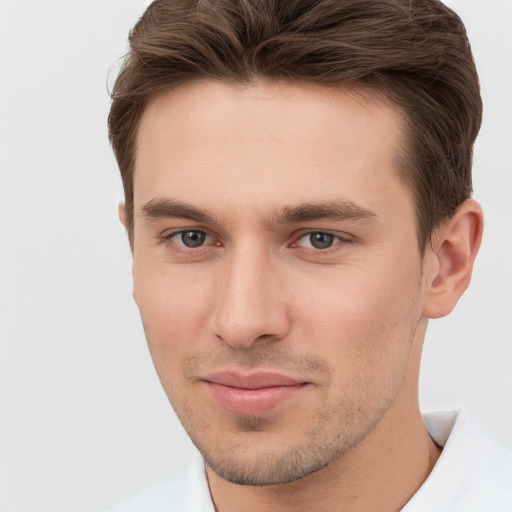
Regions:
[[118, 202, 127, 228], [118, 202, 135, 253], [422, 199, 483, 319]]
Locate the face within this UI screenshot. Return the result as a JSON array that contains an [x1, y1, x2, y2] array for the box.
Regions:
[[132, 81, 427, 486]]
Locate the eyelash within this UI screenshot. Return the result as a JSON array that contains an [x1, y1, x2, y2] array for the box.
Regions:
[[159, 229, 217, 250], [292, 231, 352, 252], [159, 229, 352, 254]]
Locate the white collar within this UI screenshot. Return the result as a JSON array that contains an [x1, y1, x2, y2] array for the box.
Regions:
[[402, 409, 512, 511]]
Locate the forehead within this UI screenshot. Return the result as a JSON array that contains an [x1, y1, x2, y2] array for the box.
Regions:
[[134, 80, 410, 219]]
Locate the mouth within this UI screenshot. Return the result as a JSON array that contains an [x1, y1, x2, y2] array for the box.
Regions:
[[202, 371, 309, 416]]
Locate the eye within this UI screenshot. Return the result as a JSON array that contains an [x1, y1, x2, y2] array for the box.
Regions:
[[294, 231, 348, 250], [167, 229, 212, 248]]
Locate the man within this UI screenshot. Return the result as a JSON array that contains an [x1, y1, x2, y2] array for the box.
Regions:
[[107, 0, 511, 510]]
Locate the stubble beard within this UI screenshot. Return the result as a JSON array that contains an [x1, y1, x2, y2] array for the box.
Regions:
[[160, 310, 421, 487], [174, 362, 397, 487], [189, 397, 390, 487]]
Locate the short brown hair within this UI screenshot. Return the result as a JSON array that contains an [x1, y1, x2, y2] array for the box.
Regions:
[[108, 0, 482, 251]]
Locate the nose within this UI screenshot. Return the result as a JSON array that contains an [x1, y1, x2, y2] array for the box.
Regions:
[[211, 246, 291, 349]]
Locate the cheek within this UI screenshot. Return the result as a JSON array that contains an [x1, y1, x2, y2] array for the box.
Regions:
[[293, 258, 423, 378], [294, 270, 422, 423], [133, 261, 213, 363], [133, 268, 214, 408]]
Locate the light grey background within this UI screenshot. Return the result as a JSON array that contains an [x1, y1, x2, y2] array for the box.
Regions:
[[0, 1, 510, 511]]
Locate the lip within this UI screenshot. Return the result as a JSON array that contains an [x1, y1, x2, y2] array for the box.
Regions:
[[203, 371, 308, 416]]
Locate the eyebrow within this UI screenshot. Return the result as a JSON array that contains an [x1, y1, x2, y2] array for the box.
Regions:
[[141, 197, 378, 226], [269, 201, 378, 225], [142, 198, 214, 223]]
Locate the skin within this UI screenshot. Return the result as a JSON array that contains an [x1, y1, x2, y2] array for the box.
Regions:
[[122, 80, 483, 511]]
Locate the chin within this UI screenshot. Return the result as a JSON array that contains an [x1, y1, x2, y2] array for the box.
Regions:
[[202, 441, 339, 487], [187, 411, 368, 487]]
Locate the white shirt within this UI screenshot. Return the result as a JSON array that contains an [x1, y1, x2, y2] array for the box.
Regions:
[[108, 410, 512, 511]]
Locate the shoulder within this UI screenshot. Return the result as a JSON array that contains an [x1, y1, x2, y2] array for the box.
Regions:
[[403, 409, 512, 512], [107, 455, 215, 512]]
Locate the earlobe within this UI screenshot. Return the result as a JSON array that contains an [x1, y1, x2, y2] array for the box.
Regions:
[[422, 199, 483, 319]]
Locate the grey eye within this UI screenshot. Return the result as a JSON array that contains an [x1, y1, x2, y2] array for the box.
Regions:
[[180, 230, 207, 248], [309, 232, 335, 249]]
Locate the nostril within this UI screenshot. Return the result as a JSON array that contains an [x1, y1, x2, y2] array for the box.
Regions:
[[215, 332, 282, 350], [255, 334, 274, 342]]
